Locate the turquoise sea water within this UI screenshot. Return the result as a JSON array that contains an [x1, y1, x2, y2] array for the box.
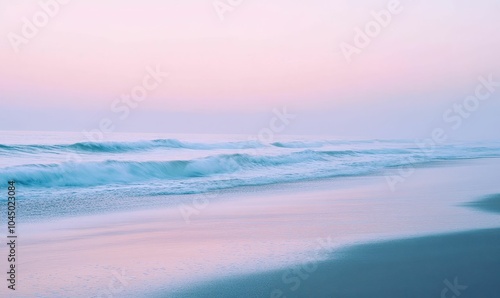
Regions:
[[1, 131, 499, 220]]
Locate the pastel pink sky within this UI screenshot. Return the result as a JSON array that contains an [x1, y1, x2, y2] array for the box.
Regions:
[[0, 0, 499, 137]]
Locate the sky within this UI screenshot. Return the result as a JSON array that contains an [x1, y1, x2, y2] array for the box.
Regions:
[[0, 0, 499, 139]]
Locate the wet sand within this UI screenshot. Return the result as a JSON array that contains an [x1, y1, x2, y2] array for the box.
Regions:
[[172, 227, 500, 297], [167, 164, 500, 297]]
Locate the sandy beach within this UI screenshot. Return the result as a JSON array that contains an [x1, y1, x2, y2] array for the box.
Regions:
[[2, 0, 499, 296], [2, 158, 500, 297], [175, 227, 500, 297]]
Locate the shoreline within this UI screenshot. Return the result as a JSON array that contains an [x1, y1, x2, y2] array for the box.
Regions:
[[18, 157, 500, 223], [2, 158, 500, 297], [170, 227, 500, 298], [164, 158, 500, 297]]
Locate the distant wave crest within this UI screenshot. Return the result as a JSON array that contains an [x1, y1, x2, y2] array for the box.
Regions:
[[0, 139, 267, 153], [0, 138, 417, 154]]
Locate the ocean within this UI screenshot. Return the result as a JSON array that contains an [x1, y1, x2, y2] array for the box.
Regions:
[[1, 131, 499, 221], [2, 131, 500, 297]]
